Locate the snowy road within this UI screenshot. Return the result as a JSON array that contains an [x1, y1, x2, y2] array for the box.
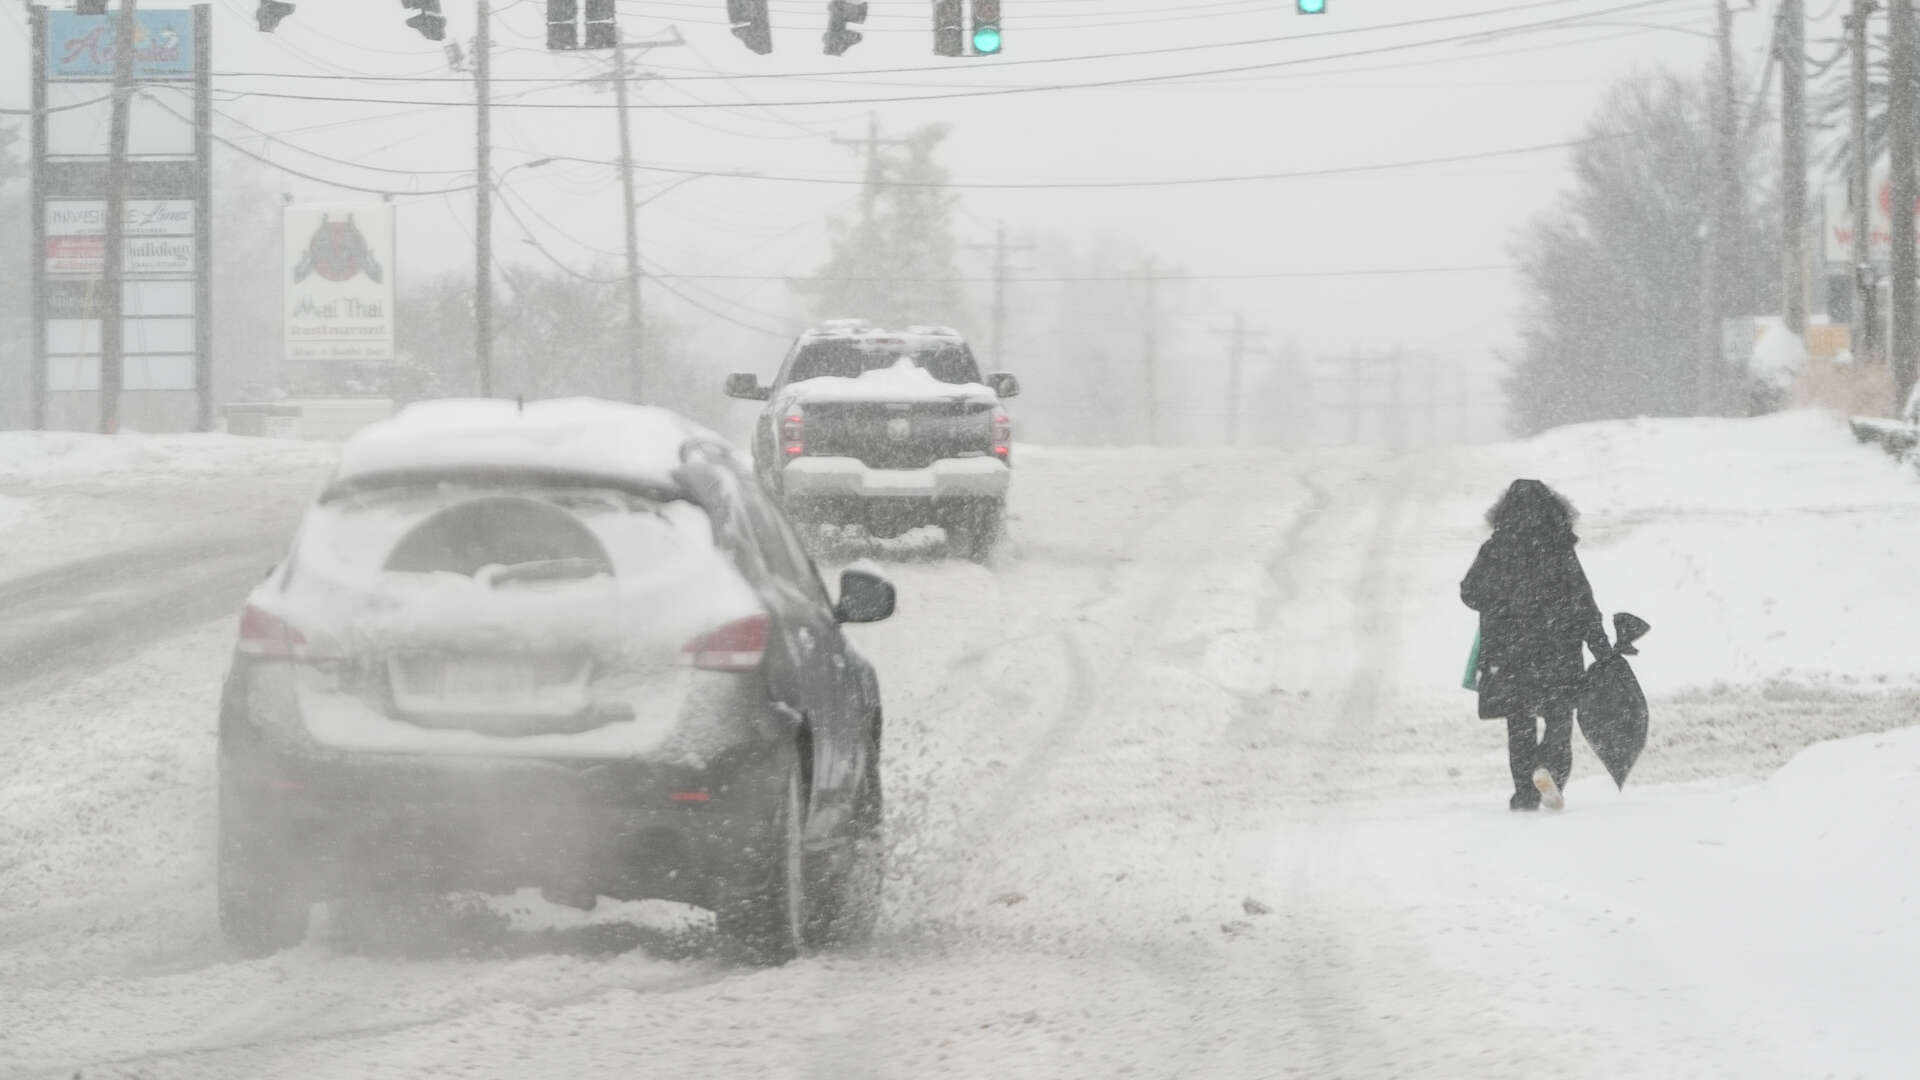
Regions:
[[5, 419, 1920, 1077]]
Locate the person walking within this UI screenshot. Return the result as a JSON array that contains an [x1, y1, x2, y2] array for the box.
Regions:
[[1461, 479, 1612, 811]]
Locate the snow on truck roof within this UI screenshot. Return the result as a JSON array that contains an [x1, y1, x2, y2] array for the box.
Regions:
[[330, 398, 732, 493]]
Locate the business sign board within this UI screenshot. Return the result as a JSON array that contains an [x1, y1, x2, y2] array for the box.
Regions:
[[44, 199, 195, 275], [46, 199, 195, 237], [284, 205, 396, 365], [46, 9, 195, 81], [1823, 173, 1920, 267], [45, 235, 195, 276]]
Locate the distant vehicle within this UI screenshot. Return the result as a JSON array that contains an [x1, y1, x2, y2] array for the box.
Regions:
[[726, 322, 1021, 560], [216, 398, 896, 965]]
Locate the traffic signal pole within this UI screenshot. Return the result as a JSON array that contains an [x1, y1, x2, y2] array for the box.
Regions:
[[475, 0, 494, 397]]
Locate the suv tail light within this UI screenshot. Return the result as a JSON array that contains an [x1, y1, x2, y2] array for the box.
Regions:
[[236, 604, 333, 662], [781, 413, 805, 456], [993, 410, 1011, 460], [683, 613, 771, 672]]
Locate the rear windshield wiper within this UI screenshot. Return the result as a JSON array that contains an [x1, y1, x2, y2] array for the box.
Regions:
[[477, 558, 611, 587]]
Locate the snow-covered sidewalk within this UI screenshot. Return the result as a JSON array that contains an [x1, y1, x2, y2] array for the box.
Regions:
[[0, 431, 337, 581]]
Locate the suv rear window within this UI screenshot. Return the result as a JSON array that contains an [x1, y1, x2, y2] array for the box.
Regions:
[[787, 340, 980, 385]]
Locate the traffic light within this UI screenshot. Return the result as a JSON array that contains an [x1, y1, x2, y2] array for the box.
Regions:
[[583, 0, 615, 49], [402, 0, 445, 40], [547, 0, 577, 49], [933, 0, 962, 56], [823, 0, 866, 56], [728, 0, 771, 54], [970, 0, 1000, 54], [1297, 0, 1327, 12], [256, 0, 294, 31]]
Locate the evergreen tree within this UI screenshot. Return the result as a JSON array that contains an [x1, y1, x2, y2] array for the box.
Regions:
[[798, 124, 967, 330]]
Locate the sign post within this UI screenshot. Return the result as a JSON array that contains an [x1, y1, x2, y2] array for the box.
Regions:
[[28, 4, 210, 432]]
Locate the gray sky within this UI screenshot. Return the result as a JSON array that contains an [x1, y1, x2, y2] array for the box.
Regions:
[[0, 0, 1831, 400]]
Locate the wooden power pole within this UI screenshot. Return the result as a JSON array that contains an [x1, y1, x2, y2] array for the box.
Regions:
[[965, 221, 1032, 371], [1209, 311, 1267, 447], [99, 0, 139, 432], [1851, 0, 1879, 365], [1892, 0, 1918, 412], [612, 33, 644, 402], [1782, 0, 1809, 336], [474, 0, 494, 397]]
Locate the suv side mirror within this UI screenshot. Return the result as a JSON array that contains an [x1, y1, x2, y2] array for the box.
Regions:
[[834, 569, 896, 624], [726, 373, 771, 401], [986, 371, 1020, 399]]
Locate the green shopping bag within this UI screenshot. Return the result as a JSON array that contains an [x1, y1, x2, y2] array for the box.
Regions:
[[1461, 629, 1480, 691]]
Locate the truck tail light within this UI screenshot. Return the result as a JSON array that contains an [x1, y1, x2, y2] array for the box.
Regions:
[[993, 410, 1011, 459], [781, 414, 805, 456]]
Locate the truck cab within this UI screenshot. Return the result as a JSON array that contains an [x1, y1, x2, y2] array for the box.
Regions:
[[726, 322, 1020, 560]]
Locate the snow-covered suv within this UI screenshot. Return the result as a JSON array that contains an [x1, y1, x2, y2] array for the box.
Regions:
[[726, 323, 1020, 559]]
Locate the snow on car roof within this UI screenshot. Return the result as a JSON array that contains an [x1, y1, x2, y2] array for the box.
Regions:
[[332, 397, 728, 492]]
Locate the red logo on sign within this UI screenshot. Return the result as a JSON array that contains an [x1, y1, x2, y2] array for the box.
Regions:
[[292, 214, 384, 284]]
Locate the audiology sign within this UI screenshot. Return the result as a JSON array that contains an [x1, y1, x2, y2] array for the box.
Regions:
[[284, 205, 396, 365], [46, 9, 195, 80]]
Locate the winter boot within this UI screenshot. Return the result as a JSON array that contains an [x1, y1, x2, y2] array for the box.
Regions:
[[1509, 789, 1540, 812], [1532, 767, 1564, 811]]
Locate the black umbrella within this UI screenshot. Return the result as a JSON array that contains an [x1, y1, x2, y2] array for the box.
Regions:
[[1577, 613, 1652, 790]]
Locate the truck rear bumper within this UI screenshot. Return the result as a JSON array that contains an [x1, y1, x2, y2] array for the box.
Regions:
[[780, 455, 1010, 500]]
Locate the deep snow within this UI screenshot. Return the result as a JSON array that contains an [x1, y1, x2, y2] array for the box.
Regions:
[[3, 412, 1920, 1077]]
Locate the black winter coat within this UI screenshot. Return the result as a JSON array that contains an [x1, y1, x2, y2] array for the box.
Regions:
[[1461, 531, 1609, 720]]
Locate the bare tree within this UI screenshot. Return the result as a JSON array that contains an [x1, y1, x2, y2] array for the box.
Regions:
[[1506, 70, 1780, 434]]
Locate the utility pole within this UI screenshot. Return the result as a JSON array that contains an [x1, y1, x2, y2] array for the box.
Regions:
[[1209, 311, 1267, 446], [831, 113, 909, 236], [99, 0, 138, 433], [1892, 0, 1918, 412], [1782, 0, 1809, 336], [1851, 0, 1879, 365], [612, 33, 643, 402], [1141, 257, 1160, 446], [474, 0, 494, 396], [1701, 0, 1740, 416], [964, 221, 1033, 369]]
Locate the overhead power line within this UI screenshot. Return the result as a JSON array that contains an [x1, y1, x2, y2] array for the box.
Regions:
[[645, 265, 1518, 283], [523, 132, 1632, 190]]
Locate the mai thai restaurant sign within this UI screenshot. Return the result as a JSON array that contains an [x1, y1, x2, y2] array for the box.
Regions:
[[284, 204, 396, 365]]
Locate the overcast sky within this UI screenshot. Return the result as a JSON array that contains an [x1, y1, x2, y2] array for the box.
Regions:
[[0, 0, 1846, 408]]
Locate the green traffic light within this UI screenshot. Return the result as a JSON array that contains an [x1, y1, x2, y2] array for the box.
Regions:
[[972, 24, 1001, 54], [1298, 0, 1326, 12]]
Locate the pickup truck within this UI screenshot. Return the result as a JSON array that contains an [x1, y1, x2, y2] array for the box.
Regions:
[[726, 322, 1020, 560]]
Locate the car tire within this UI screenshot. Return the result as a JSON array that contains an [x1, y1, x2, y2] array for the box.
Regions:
[[715, 750, 809, 966], [946, 499, 1004, 562], [804, 736, 885, 950], [217, 775, 309, 956]]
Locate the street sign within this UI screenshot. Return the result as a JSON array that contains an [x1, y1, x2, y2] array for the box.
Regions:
[[46, 9, 195, 80]]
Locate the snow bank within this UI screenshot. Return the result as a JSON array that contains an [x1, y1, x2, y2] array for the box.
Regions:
[[1747, 318, 1807, 391], [335, 398, 724, 490], [787, 358, 999, 406], [1477, 411, 1920, 696], [0, 430, 335, 485]]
